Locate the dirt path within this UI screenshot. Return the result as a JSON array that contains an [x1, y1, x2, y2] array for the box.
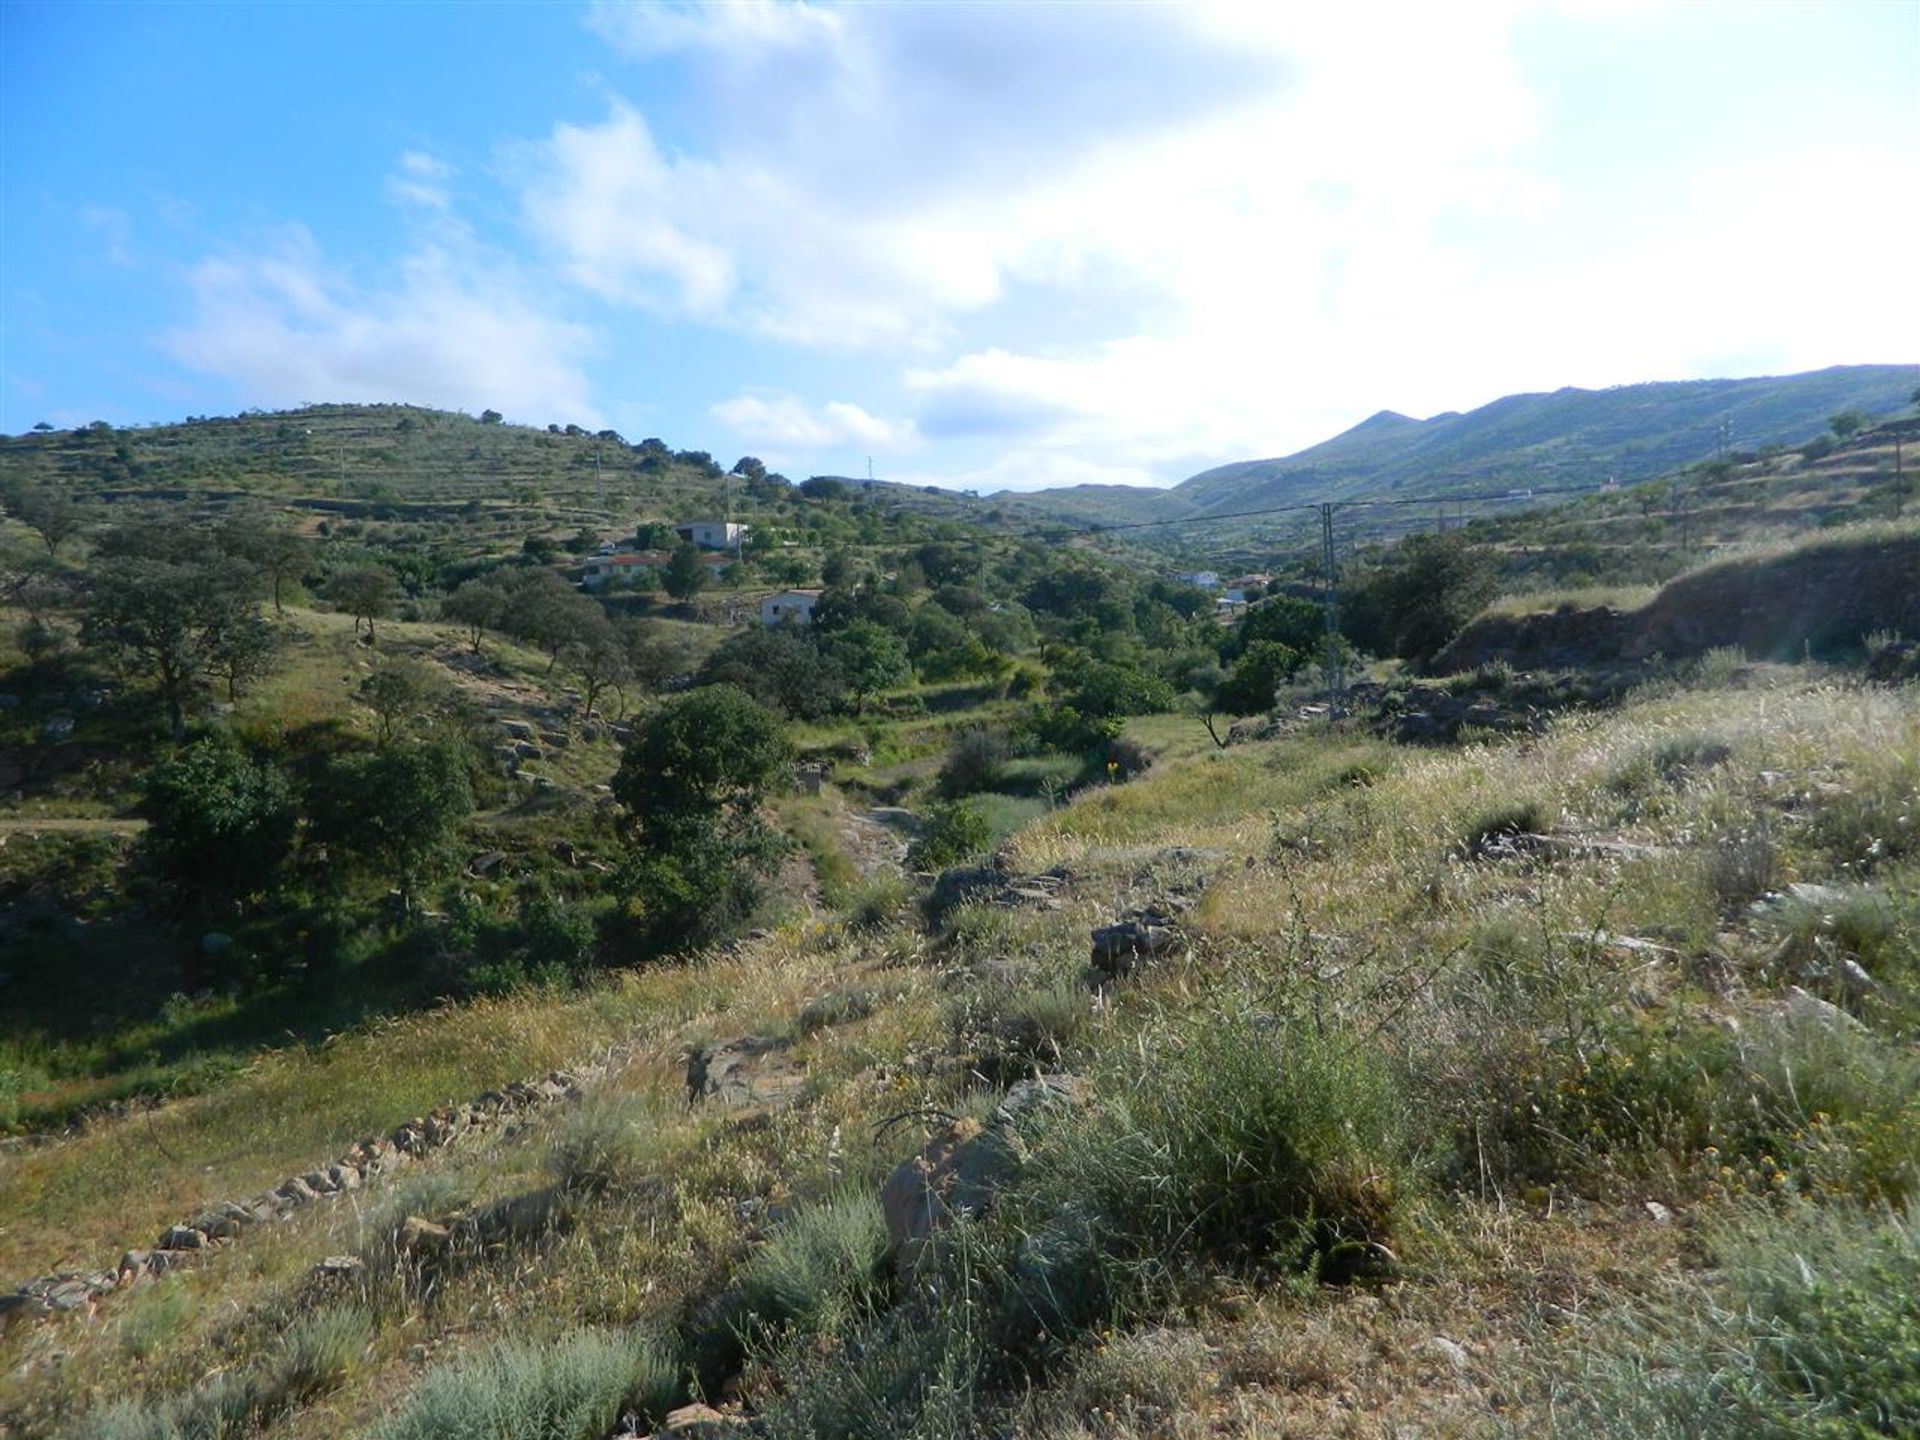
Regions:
[[0, 816, 147, 835], [838, 806, 918, 877]]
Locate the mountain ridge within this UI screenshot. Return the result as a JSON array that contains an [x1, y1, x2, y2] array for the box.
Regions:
[[999, 363, 1920, 525]]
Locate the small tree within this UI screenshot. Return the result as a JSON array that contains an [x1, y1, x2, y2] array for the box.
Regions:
[[824, 619, 911, 708], [610, 686, 791, 953], [561, 618, 631, 720], [5, 484, 84, 557], [205, 609, 282, 702], [443, 575, 509, 652], [663, 543, 708, 603], [907, 800, 992, 872], [1829, 410, 1868, 440], [503, 568, 600, 674], [325, 563, 401, 643], [138, 736, 295, 915], [308, 739, 474, 904], [217, 510, 307, 616], [480, 409, 504, 425], [357, 661, 437, 746], [1214, 640, 1305, 715]]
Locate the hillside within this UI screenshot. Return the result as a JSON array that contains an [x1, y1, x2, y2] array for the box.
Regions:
[[1008, 364, 1920, 527]]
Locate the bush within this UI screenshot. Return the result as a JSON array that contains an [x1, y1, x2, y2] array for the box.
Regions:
[[1032, 1003, 1418, 1283], [374, 1328, 682, 1440], [949, 978, 1090, 1082], [908, 800, 994, 872], [938, 727, 1009, 798], [735, 1192, 892, 1337], [547, 1095, 667, 1196]]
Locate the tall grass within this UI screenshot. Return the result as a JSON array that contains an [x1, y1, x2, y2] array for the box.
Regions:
[[1540, 1202, 1920, 1438]]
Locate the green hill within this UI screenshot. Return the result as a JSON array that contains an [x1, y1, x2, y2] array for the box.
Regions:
[[1007, 363, 1920, 526]]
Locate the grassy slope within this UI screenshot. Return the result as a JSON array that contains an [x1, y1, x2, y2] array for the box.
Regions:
[[6, 660, 1915, 1437]]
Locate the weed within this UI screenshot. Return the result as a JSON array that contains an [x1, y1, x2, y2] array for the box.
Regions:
[[795, 986, 876, 1034], [1702, 828, 1777, 910], [950, 978, 1091, 1082]]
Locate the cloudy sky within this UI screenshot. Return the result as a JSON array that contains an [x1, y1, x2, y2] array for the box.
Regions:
[[4, 1, 1916, 489]]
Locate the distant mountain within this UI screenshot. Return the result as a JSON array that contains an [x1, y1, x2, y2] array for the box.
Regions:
[[1004, 364, 1920, 525]]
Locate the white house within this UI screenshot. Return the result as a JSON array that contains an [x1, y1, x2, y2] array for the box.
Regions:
[[581, 551, 669, 589], [760, 589, 822, 627], [676, 520, 749, 550], [1175, 570, 1222, 590]]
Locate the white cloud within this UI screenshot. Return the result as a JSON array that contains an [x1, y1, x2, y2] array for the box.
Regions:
[[388, 151, 453, 210], [710, 390, 915, 451], [167, 224, 600, 426]]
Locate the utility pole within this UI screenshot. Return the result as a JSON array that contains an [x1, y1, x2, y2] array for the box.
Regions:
[[1896, 437, 1906, 519], [1320, 502, 1344, 696]]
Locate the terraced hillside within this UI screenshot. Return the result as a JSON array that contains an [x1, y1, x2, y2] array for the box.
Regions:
[[6, 651, 1916, 1439]]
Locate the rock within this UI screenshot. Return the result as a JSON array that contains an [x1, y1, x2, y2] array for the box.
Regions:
[[1419, 1335, 1472, 1371], [0, 1292, 37, 1329], [928, 864, 1005, 915], [540, 730, 570, 749], [1836, 957, 1882, 998], [397, 1216, 451, 1255], [328, 1163, 362, 1192], [118, 1250, 150, 1275], [200, 931, 234, 956], [469, 850, 508, 877], [499, 719, 534, 739], [158, 1226, 209, 1250], [687, 1036, 806, 1111], [1783, 985, 1865, 1033], [194, 1211, 244, 1240], [514, 740, 542, 761], [652, 1403, 749, 1438], [1786, 882, 1849, 908], [275, 1175, 320, 1206], [146, 1250, 195, 1276], [1644, 1200, 1674, 1224], [303, 1169, 339, 1195], [1088, 920, 1182, 981], [43, 1278, 92, 1311], [41, 714, 75, 742], [314, 1255, 365, 1279], [880, 1075, 1088, 1275]]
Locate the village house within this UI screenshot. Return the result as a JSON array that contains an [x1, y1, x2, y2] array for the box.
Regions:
[[1174, 570, 1221, 590], [760, 589, 822, 626], [581, 549, 737, 589], [676, 520, 749, 550]]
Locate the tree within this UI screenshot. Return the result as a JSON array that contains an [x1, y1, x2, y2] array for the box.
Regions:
[[503, 568, 600, 673], [480, 409, 504, 425], [730, 456, 767, 480], [216, 510, 307, 616], [561, 618, 631, 720], [1341, 533, 1497, 669], [82, 528, 262, 737], [1829, 410, 1869, 440], [308, 739, 474, 904], [138, 736, 294, 915], [824, 620, 911, 707], [663, 543, 708, 603], [1214, 640, 1306, 715], [325, 563, 401, 643], [2, 483, 83, 557], [697, 626, 845, 719], [357, 661, 437, 746], [907, 800, 992, 872], [205, 609, 281, 702], [1232, 596, 1322, 660], [443, 575, 510, 652], [610, 687, 791, 953]]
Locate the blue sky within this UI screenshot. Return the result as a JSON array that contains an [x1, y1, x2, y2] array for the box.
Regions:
[[4, 1, 1916, 490]]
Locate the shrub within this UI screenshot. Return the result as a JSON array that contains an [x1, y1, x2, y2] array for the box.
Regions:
[[949, 978, 1090, 1082], [939, 727, 1010, 798], [547, 1094, 668, 1197], [908, 800, 993, 872], [1032, 1003, 1419, 1283], [1460, 797, 1549, 854], [735, 1192, 892, 1337], [1703, 828, 1778, 910], [795, 987, 876, 1034], [374, 1327, 682, 1440]]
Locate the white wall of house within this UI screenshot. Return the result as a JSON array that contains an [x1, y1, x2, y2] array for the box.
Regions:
[[759, 591, 820, 626], [677, 521, 748, 550]]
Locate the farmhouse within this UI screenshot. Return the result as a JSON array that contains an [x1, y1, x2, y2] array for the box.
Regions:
[[760, 589, 822, 626], [582, 549, 737, 589], [676, 520, 749, 550]]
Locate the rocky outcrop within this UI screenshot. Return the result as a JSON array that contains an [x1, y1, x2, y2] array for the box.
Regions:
[[687, 1037, 806, 1112], [879, 1075, 1090, 1276]]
